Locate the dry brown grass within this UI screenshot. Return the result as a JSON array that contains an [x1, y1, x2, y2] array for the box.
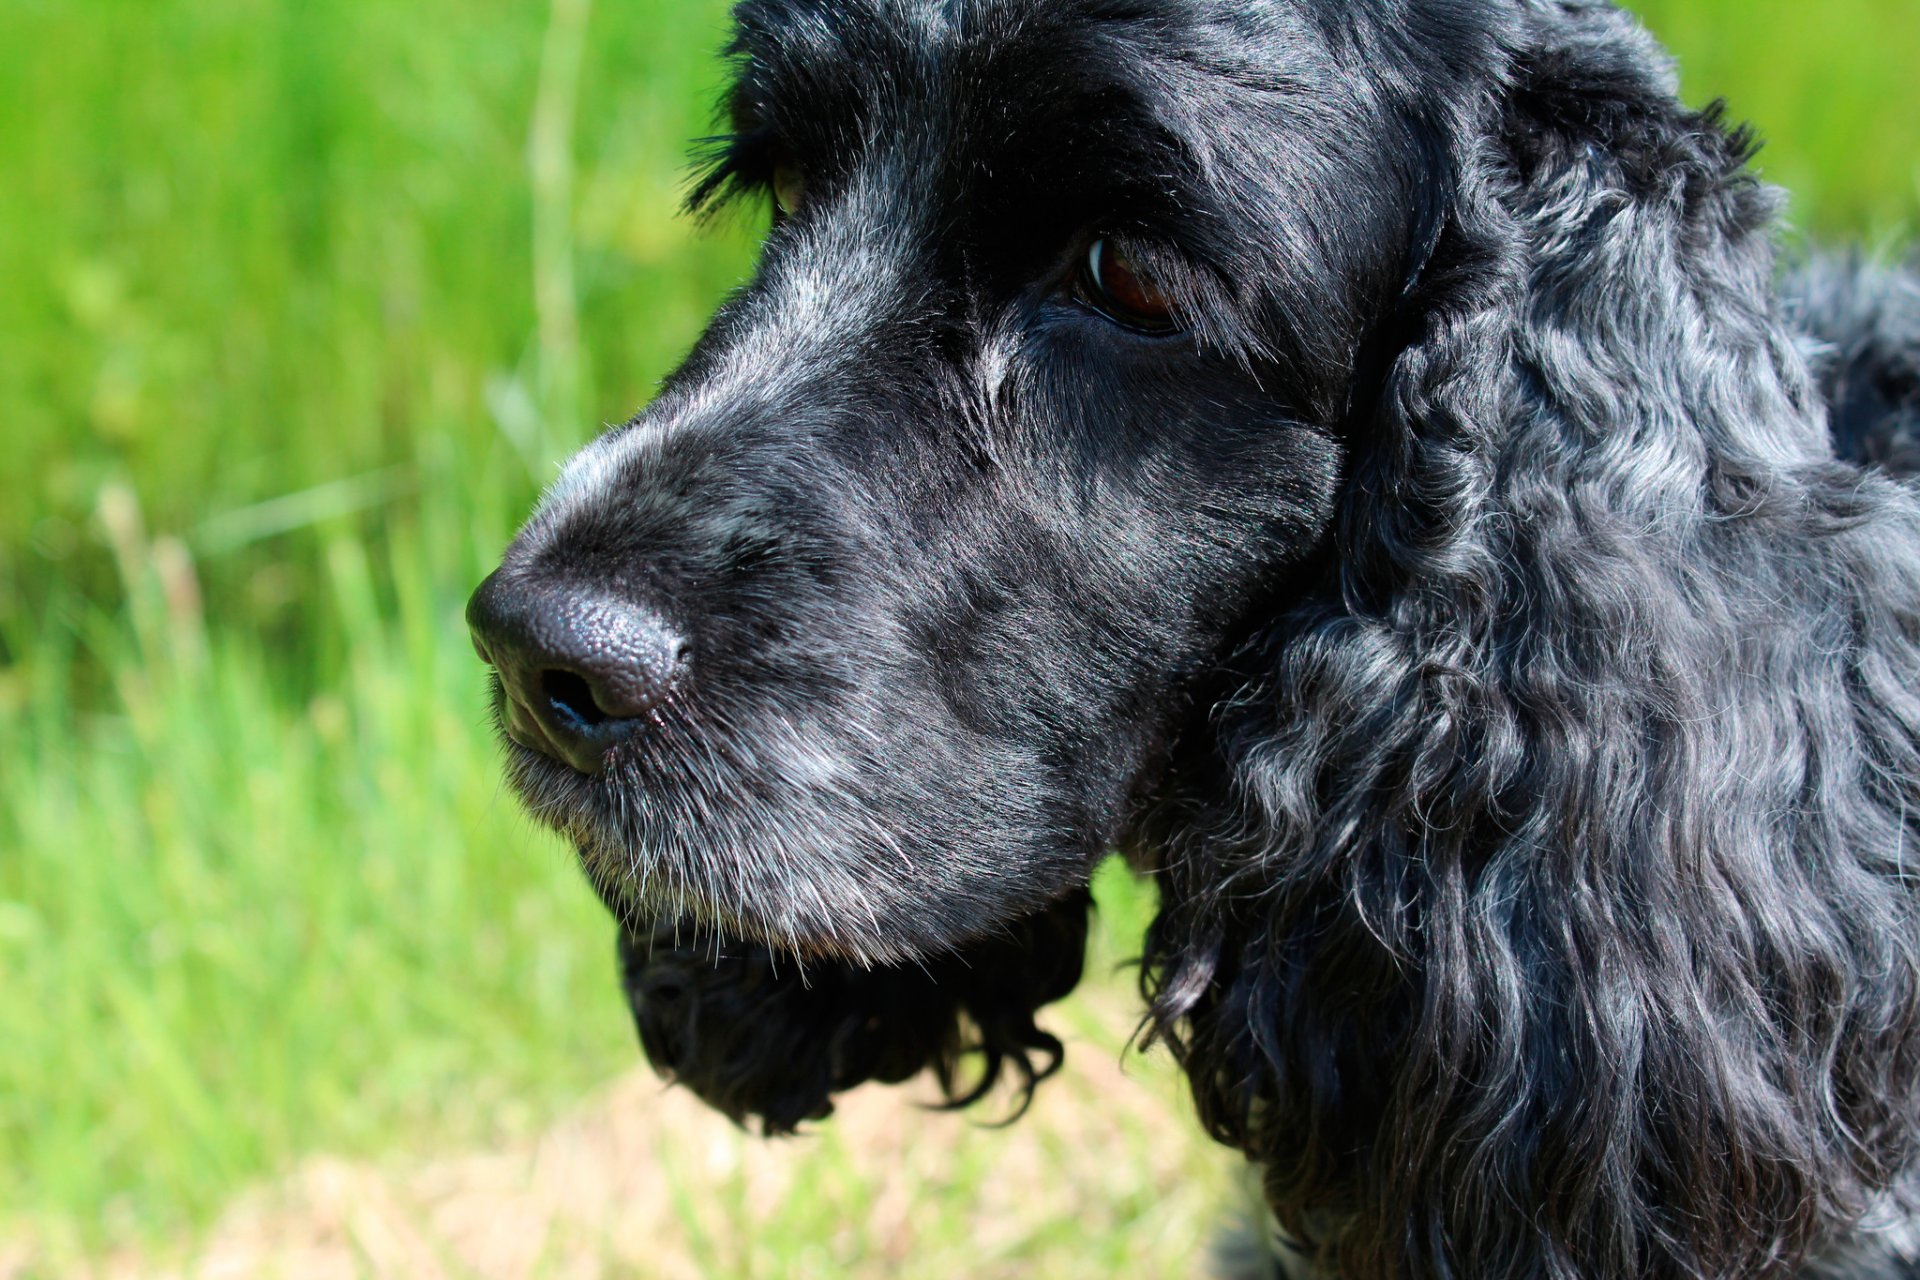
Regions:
[[9, 986, 1251, 1280]]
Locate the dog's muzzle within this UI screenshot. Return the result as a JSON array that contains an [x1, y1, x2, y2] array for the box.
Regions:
[[466, 569, 687, 774]]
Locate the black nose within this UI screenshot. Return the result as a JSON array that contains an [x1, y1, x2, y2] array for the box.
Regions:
[[465, 570, 686, 774]]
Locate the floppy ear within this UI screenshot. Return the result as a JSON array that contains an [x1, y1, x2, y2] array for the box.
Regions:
[[616, 888, 1089, 1135], [1143, 7, 1920, 1279]]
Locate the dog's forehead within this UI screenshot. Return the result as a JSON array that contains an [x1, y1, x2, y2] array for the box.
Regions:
[[727, 0, 1332, 130], [724, 0, 1366, 267], [732, 0, 1243, 56]]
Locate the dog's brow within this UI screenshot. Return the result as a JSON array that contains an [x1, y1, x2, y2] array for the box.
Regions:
[[726, 6, 1205, 181], [704, 1, 1279, 358]]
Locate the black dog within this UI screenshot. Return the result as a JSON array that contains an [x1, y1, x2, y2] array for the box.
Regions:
[[467, 0, 1920, 1274]]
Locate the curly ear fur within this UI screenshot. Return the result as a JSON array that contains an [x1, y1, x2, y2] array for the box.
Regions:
[[1787, 255, 1920, 476], [1144, 6, 1920, 1279], [618, 888, 1090, 1135]]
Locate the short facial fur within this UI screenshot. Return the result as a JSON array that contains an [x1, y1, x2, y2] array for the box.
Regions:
[[496, 0, 1395, 962], [476, 1, 1920, 1276]]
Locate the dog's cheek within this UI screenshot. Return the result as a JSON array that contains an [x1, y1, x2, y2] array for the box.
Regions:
[[1001, 340, 1344, 607], [1080, 419, 1346, 655]]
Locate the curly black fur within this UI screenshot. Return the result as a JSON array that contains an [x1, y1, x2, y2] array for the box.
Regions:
[[616, 889, 1088, 1133], [474, 0, 1920, 1275]]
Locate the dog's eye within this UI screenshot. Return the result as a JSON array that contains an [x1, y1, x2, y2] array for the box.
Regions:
[[1079, 238, 1176, 332], [772, 163, 805, 215]]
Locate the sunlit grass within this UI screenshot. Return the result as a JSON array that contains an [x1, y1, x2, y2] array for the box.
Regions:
[[1631, 0, 1920, 242], [0, 499, 624, 1247], [0, 0, 1913, 1265]]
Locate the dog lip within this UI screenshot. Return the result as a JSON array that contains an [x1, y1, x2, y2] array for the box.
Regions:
[[503, 693, 612, 775]]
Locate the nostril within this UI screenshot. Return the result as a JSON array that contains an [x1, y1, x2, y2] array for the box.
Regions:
[[542, 668, 608, 728]]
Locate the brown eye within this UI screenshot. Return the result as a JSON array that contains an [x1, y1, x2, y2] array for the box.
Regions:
[[773, 163, 805, 215], [1080, 238, 1176, 332]]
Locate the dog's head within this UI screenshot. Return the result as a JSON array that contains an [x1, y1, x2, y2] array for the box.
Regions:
[[469, 0, 1511, 965], [471, 1, 1920, 1272]]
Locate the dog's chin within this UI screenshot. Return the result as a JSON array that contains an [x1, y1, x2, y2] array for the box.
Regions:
[[498, 733, 1079, 966]]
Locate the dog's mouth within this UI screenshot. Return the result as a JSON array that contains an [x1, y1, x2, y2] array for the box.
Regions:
[[464, 577, 890, 958], [466, 587, 791, 948], [495, 687, 787, 924], [499, 728, 811, 953], [485, 669, 1063, 966]]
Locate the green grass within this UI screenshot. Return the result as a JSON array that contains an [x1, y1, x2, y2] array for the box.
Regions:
[[0, 0, 762, 1250], [0, 0, 1915, 1266], [1, 509, 616, 1243], [1631, 0, 1920, 241]]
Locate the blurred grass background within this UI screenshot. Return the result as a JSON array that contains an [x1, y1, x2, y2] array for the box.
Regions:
[[0, 0, 1914, 1271]]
